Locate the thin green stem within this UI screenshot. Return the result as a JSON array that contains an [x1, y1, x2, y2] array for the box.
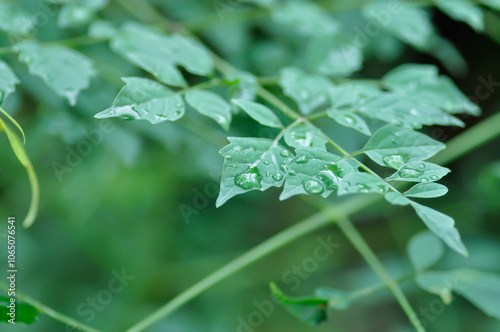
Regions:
[[349, 272, 416, 302], [336, 217, 425, 332], [0, 282, 101, 332], [125, 212, 336, 332]]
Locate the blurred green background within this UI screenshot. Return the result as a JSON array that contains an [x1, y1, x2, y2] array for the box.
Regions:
[[1, 0, 500, 331]]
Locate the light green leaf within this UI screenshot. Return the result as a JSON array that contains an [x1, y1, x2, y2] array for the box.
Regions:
[[314, 287, 352, 310], [410, 202, 467, 256], [328, 82, 381, 109], [327, 109, 371, 135], [360, 124, 446, 169], [481, 0, 500, 10], [270, 282, 328, 327], [280, 148, 342, 200], [384, 192, 411, 206], [307, 34, 363, 77], [227, 71, 259, 101], [386, 162, 451, 182], [186, 90, 231, 131], [436, 0, 484, 31], [407, 231, 445, 272], [89, 20, 118, 39], [216, 138, 293, 207], [58, 0, 108, 27], [362, 1, 433, 49], [0, 111, 39, 228], [358, 92, 465, 128], [279, 67, 331, 115], [0, 59, 20, 104], [271, 2, 339, 36], [404, 183, 448, 198], [111, 23, 213, 87], [382, 64, 439, 90], [232, 99, 283, 128], [417, 268, 500, 318], [0, 2, 34, 35], [14, 40, 95, 106], [284, 125, 328, 151], [338, 173, 389, 196], [95, 77, 185, 123]]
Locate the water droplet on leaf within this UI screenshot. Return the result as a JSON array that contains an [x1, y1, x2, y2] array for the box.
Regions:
[[303, 179, 324, 194], [234, 167, 263, 190]]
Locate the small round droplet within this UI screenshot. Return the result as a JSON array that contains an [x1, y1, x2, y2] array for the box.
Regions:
[[430, 175, 438, 181], [263, 160, 270, 165], [280, 150, 291, 157], [272, 173, 283, 181], [234, 167, 263, 190], [303, 180, 324, 194]]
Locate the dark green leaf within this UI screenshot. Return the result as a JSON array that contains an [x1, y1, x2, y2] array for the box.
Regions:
[[0, 297, 38, 325]]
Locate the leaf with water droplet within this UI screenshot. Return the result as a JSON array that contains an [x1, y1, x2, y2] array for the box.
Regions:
[[279, 67, 331, 115], [360, 124, 446, 169], [217, 138, 293, 207], [407, 231, 445, 272], [280, 149, 342, 200], [95, 77, 184, 123], [327, 82, 382, 109], [285, 125, 328, 151], [387, 162, 450, 182], [384, 192, 411, 206], [410, 202, 468, 256], [0, 59, 19, 105], [186, 90, 231, 131], [338, 173, 389, 196], [404, 183, 448, 198], [14, 40, 95, 106], [358, 92, 465, 128], [232, 99, 283, 128], [327, 109, 371, 135]]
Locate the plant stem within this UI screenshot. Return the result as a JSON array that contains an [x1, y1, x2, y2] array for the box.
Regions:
[[125, 212, 336, 332], [335, 217, 425, 332], [0, 282, 101, 332]]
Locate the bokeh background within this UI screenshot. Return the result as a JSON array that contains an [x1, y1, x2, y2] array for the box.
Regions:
[[1, 0, 500, 331]]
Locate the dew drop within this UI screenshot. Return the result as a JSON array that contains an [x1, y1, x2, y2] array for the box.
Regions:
[[300, 90, 310, 101], [399, 168, 424, 178], [280, 150, 291, 157], [289, 170, 297, 176], [303, 179, 324, 194], [383, 154, 409, 169], [430, 175, 439, 181], [263, 160, 270, 165], [273, 173, 283, 181], [234, 167, 263, 190], [280, 165, 287, 173], [175, 102, 183, 108], [317, 169, 340, 190], [295, 155, 308, 164]]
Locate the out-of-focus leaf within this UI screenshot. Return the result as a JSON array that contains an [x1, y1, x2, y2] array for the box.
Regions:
[[0, 2, 34, 35], [407, 231, 445, 272], [186, 90, 232, 131], [0, 59, 20, 105], [435, 0, 484, 31], [14, 40, 95, 106], [227, 71, 259, 101], [0, 297, 38, 324], [384, 192, 411, 206], [89, 20, 118, 39]]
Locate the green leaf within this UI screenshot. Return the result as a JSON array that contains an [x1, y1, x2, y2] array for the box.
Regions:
[[232, 99, 283, 128], [0, 111, 39, 228], [58, 0, 108, 28], [386, 162, 451, 182], [328, 82, 381, 109], [357, 92, 465, 128], [314, 287, 352, 310], [95, 77, 185, 123], [404, 183, 448, 198], [410, 202, 468, 256], [327, 109, 371, 135], [307, 34, 363, 77], [0, 297, 38, 324], [14, 40, 95, 106], [111, 23, 213, 87], [436, 0, 484, 31], [280, 148, 342, 200], [226, 71, 259, 101], [279, 67, 331, 115], [0, 59, 19, 104], [284, 125, 328, 151], [382, 64, 480, 116], [270, 282, 328, 327], [362, 1, 433, 49], [481, 0, 500, 10], [407, 231, 445, 272], [88, 20, 118, 39], [416, 268, 500, 318], [384, 192, 411, 206], [338, 173, 389, 196], [360, 124, 446, 169], [0, 2, 34, 35], [186, 90, 232, 131], [216, 138, 293, 207], [271, 2, 339, 36]]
